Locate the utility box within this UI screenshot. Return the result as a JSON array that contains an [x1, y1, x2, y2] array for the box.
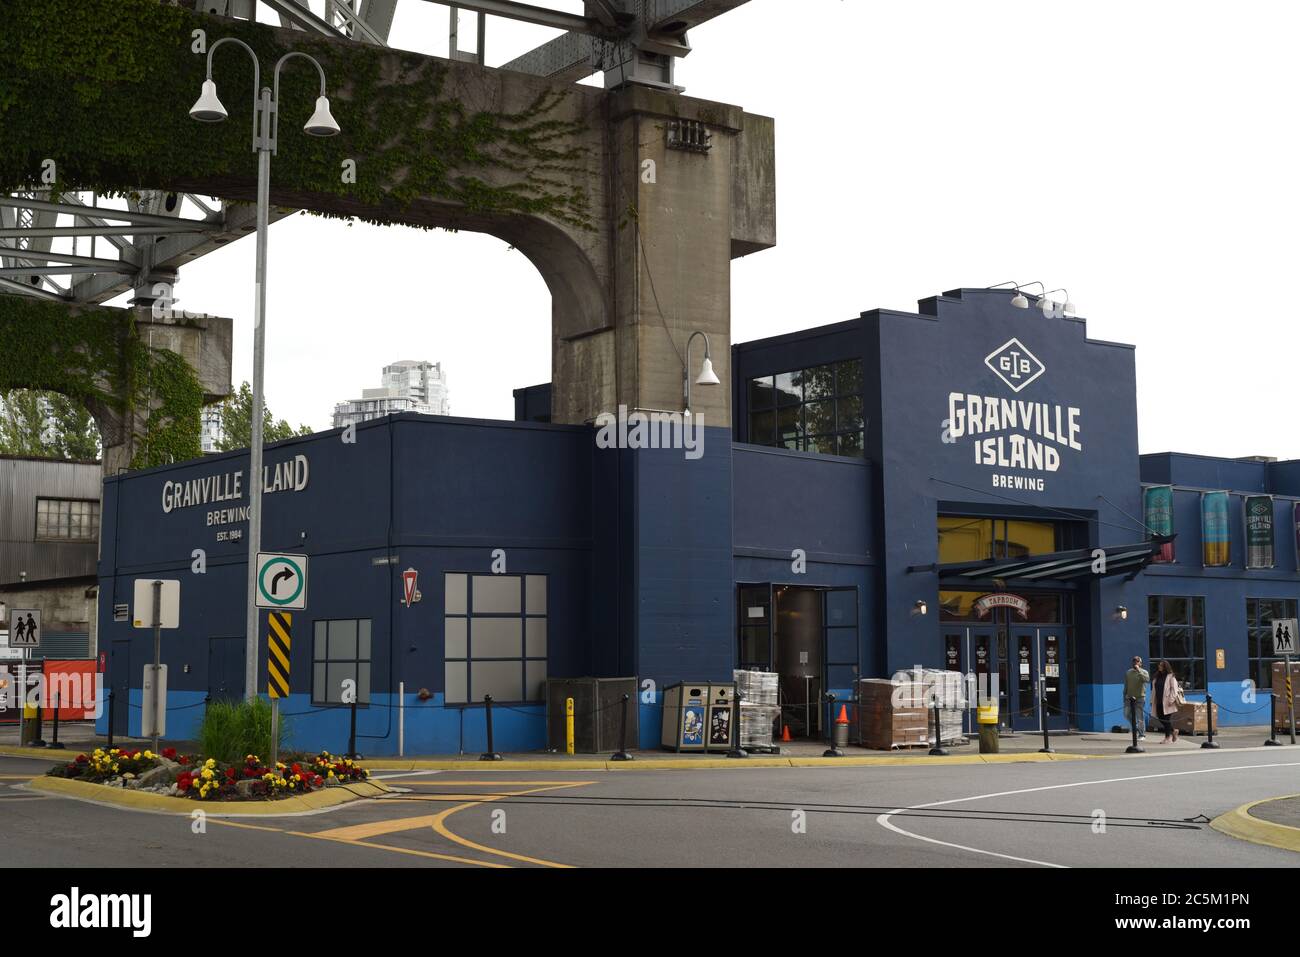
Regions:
[[662, 682, 736, 752], [544, 677, 637, 753]]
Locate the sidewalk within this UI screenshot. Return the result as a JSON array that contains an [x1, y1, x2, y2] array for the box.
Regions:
[[0, 724, 1282, 770]]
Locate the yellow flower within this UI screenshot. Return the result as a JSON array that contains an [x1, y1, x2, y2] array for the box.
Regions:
[[204, 758, 216, 769]]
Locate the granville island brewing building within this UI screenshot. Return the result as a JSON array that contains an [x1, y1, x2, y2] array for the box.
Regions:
[[95, 288, 1300, 752]]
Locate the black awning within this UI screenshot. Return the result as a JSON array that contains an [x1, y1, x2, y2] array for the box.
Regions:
[[934, 537, 1171, 583]]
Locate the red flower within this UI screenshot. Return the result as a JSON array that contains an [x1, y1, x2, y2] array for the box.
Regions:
[[162, 747, 176, 760], [225, 768, 236, 780]]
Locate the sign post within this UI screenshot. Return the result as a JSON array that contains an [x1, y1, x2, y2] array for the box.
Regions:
[[265, 611, 292, 767], [133, 579, 180, 752], [1272, 618, 1298, 745]]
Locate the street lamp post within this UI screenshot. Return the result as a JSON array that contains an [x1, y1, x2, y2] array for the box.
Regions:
[[190, 39, 340, 701]]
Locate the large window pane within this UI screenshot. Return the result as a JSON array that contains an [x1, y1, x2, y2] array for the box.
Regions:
[[804, 400, 836, 435], [749, 411, 775, 445], [445, 573, 468, 614], [836, 359, 863, 395], [774, 372, 801, 406], [526, 576, 547, 614], [472, 618, 523, 658], [801, 365, 835, 401], [836, 395, 864, 431], [473, 575, 520, 614], [1162, 597, 1189, 625], [525, 618, 547, 658], [749, 376, 775, 410], [471, 660, 523, 702], [327, 620, 358, 660], [445, 617, 468, 659]]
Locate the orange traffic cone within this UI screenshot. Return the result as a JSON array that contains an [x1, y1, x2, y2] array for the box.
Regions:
[[781, 724, 792, 742], [836, 705, 849, 725]]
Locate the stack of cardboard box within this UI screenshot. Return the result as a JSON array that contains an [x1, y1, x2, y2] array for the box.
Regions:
[[857, 671, 964, 750]]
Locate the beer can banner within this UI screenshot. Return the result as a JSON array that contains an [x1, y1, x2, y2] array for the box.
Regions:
[[1143, 485, 1175, 563], [1244, 494, 1275, 569], [1201, 491, 1231, 567]]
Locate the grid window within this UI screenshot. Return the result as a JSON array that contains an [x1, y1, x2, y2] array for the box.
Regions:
[[311, 619, 372, 705], [35, 498, 100, 542], [444, 573, 548, 704], [746, 359, 866, 458], [1147, 596, 1206, 691], [1247, 598, 1298, 692]]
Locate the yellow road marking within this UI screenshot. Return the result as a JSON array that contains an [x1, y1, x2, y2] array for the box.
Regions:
[[208, 819, 286, 833], [288, 829, 506, 868], [399, 780, 595, 787], [313, 814, 443, 841]]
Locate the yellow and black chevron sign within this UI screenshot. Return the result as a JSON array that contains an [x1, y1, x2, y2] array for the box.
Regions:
[[266, 612, 292, 699]]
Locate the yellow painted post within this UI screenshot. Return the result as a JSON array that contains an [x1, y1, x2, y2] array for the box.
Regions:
[[565, 697, 575, 755]]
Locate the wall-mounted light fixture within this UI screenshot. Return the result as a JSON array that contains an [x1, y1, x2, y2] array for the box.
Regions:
[[1041, 288, 1076, 317], [913, 599, 928, 616], [683, 330, 720, 416], [1115, 605, 1128, 621]]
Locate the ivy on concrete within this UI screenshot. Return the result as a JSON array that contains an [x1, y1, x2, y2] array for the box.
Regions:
[[0, 0, 592, 228], [0, 296, 203, 469]]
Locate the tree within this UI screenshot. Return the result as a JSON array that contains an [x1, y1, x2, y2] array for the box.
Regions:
[[214, 382, 313, 452], [0, 389, 101, 460]]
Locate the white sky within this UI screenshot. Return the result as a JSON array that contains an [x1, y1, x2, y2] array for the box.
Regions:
[[108, 0, 1300, 459]]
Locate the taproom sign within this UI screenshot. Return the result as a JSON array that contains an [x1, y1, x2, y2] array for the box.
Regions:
[[943, 339, 1082, 493]]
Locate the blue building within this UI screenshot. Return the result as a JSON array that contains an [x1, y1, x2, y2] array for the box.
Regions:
[[96, 288, 1299, 752]]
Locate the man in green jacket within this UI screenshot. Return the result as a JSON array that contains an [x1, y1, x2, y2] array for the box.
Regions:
[[1123, 656, 1150, 739]]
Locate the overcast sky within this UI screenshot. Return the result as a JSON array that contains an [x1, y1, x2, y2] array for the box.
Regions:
[[110, 0, 1300, 460]]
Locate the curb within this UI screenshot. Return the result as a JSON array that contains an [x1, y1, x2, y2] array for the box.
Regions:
[[365, 752, 1102, 772], [0, 746, 92, 761], [1210, 795, 1300, 853], [27, 775, 391, 816]]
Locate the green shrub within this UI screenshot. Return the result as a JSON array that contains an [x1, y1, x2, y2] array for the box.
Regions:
[[197, 697, 287, 764]]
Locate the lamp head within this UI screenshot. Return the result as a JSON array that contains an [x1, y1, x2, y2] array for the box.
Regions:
[[304, 95, 340, 137], [1010, 292, 1029, 309], [695, 355, 720, 386], [189, 79, 228, 123]]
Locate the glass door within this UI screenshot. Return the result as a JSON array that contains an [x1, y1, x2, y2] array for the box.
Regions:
[[1009, 629, 1040, 731]]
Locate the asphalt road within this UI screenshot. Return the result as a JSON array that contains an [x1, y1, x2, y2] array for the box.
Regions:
[[2, 748, 1297, 868]]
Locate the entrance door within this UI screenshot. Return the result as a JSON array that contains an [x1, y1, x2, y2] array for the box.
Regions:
[[207, 637, 246, 705], [774, 586, 823, 737], [1009, 629, 1040, 731], [110, 639, 132, 737]]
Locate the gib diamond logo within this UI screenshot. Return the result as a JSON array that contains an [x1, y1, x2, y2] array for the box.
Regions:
[[985, 338, 1045, 393]]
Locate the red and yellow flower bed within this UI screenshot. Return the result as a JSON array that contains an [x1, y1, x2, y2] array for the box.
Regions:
[[47, 747, 368, 801]]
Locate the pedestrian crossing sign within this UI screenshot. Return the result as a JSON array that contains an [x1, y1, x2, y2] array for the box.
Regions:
[[1273, 619, 1298, 656]]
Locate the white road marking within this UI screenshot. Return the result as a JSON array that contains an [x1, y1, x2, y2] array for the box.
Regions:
[[876, 759, 1300, 868]]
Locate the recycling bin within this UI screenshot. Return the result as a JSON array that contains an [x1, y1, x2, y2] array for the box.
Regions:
[[661, 683, 709, 752], [706, 684, 736, 751]]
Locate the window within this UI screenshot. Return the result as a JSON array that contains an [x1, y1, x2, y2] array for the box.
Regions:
[[312, 619, 371, 705], [35, 498, 100, 542], [1247, 598, 1298, 692], [747, 359, 865, 458], [444, 573, 548, 704], [1147, 596, 1206, 691], [937, 516, 1058, 564]]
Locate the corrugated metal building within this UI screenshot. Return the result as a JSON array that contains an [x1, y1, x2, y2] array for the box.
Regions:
[[0, 455, 102, 659]]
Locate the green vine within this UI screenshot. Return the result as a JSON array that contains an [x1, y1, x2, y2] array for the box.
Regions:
[[0, 0, 594, 228], [0, 297, 204, 469]]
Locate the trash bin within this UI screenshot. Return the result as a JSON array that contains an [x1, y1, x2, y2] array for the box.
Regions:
[[977, 701, 999, 754], [661, 683, 710, 752], [706, 684, 735, 751]]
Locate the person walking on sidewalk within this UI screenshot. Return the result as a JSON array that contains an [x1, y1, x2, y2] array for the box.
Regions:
[[1123, 656, 1150, 740], [1153, 659, 1182, 743]]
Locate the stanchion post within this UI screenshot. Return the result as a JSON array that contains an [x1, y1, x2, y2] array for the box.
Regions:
[[1125, 695, 1144, 754], [611, 692, 634, 761], [31, 700, 46, 748], [106, 689, 115, 749], [1266, 691, 1281, 746], [1037, 676, 1053, 754], [727, 688, 747, 759], [49, 689, 64, 750], [823, 692, 844, 757], [927, 693, 948, 757], [479, 693, 503, 761], [1201, 692, 1220, 749], [346, 696, 358, 759]]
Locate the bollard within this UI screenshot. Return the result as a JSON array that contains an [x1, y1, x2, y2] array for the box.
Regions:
[[345, 696, 361, 759], [1201, 693, 1221, 749], [1125, 696, 1144, 754], [479, 693, 503, 761], [106, 689, 115, 749], [823, 693, 844, 757], [1266, 697, 1281, 746], [727, 689, 747, 759], [48, 690, 65, 750], [1038, 679, 1054, 754], [565, 697, 575, 755], [610, 693, 634, 761], [928, 697, 948, 757]]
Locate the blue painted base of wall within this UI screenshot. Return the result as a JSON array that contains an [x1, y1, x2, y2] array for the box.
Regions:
[[1075, 682, 1272, 732]]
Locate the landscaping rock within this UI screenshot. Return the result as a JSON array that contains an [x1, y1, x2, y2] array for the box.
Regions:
[[235, 780, 259, 798], [137, 758, 180, 789]]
